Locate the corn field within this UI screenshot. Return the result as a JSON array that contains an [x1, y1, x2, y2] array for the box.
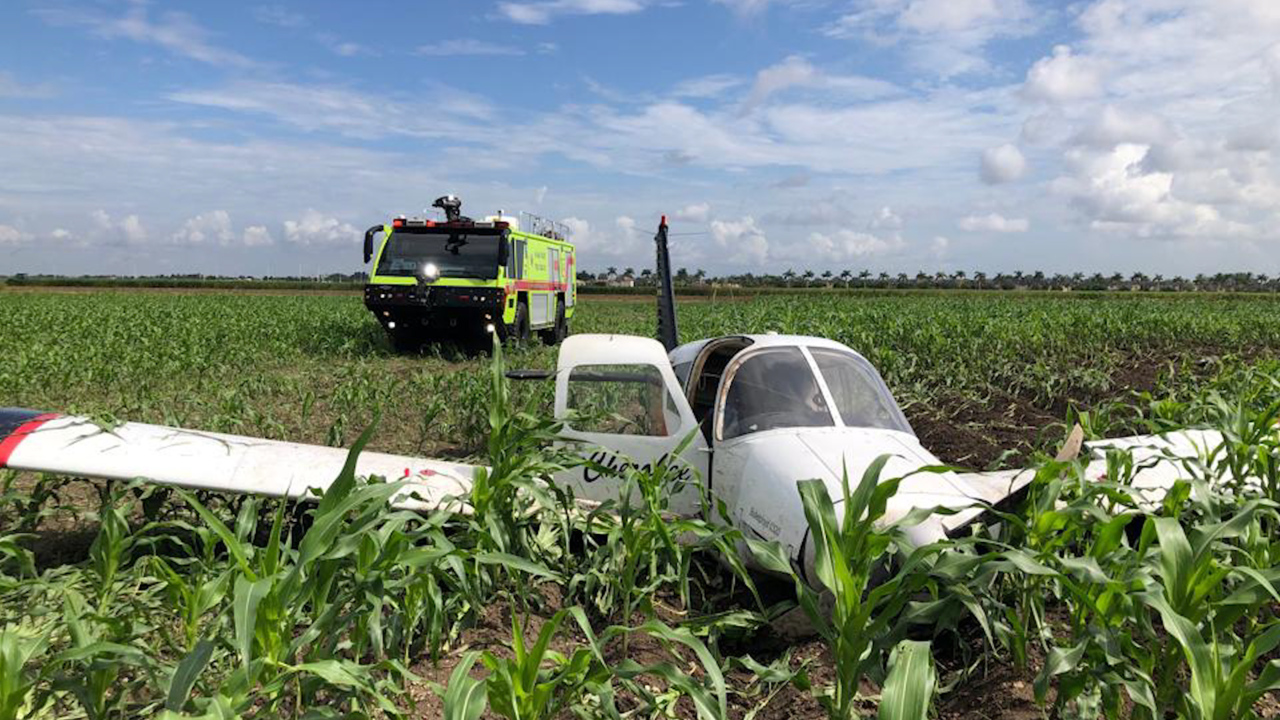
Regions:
[[2, 289, 1280, 718]]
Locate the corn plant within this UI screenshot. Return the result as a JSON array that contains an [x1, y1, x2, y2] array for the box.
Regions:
[[480, 608, 614, 720], [751, 458, 952, 720], [0, 625, 49, 720]]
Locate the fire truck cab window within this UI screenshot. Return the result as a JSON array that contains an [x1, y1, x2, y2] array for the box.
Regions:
[[721, 348, 833, 440], [507, 238, 526, 280], [378, 230, 501, 280], [566, 364, 676, 436]]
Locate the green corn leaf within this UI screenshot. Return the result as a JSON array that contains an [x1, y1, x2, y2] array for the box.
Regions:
[[166, 638, 215, 712], [177, 489, 256, 581], [292, 659, 370, 689], [232, 575, 271, 674], [878, 640, 935, 720], [442, 653, 488, 720], [473, 552, 563, 581]]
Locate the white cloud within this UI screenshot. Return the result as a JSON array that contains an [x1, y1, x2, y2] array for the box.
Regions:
[[898, 0, 1003, 33], [710, 217, 769, 265], [1268, 43, 1280, 91], [37, 4, 254, 68], [1023, 45, 1104, 103], [931, 235, 951, 257], [330, 41, 363, 57], [0, 71, 55, 99], [416, 39, 524, 57], [712, 0, 775, 15], [981, 143, 1027, 183], [743, 56, 899, 111], [744, 56, 817, 110], [870, 206, 903, 230], [559, 215, 647, 260], [562, 217, 593, 246], [91, 209, 148, 245], [615, 215, 638, 241], [674, 203, 711, 223], [958, 212, 1029, 232], [283, 210, 359, 246], [252, 6, 307, 28], [1073, 105, 1174, 149], [496, 0, 645, 24], [51, 228, 72, 241], [825, 0, 1039, 77], [671, 74, 744, 100], [170, 80, 496, 140], [172, 210, 234, 246], [242, 226, 274, 247], [0, 225, 29, 245], [807, 229, 900, 261], [1052, 143, 1254, 238]]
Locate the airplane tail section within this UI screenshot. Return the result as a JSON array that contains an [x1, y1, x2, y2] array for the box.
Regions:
[[654, 215, 680, 352], [0, 408, 477, 512]]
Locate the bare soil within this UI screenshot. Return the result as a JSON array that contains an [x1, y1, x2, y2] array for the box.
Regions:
[[909, 345, 1270, 470]]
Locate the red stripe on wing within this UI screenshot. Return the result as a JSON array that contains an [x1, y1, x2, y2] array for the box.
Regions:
[[0, 414, 60, 468]]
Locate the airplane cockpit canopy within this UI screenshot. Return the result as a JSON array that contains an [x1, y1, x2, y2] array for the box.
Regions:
[[718, 343, 911, 440]]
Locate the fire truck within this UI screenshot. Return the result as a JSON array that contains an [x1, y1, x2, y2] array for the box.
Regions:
[[362, 195, 576, 350]]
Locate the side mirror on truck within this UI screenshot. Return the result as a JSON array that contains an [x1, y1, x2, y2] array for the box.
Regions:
[[363, 225, 382, 264], [497, 235, 510, 268]]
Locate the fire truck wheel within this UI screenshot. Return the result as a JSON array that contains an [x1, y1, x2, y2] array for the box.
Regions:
[[540, 300, 566, 345], [513, 299, 530, 343]]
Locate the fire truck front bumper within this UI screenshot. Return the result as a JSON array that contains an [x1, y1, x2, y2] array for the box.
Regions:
[[364, 284, 506, 336]]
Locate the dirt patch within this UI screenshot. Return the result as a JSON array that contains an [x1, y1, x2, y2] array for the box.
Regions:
[[907, 345, 1257, 470]]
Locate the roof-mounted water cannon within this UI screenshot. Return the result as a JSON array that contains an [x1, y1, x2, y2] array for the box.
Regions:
[[431, 195, 470, 224]]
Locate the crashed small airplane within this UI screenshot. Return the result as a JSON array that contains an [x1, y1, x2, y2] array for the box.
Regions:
[[0, 216, 1242, 583]]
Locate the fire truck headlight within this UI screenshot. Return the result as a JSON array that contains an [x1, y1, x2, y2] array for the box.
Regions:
[[485, 323, 496, 334], [388, 321, 397, 329], [421, 262, 439, 279]]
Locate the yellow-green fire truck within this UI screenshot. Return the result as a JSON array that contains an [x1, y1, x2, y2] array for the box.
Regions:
[[362, 195, 576, 350]]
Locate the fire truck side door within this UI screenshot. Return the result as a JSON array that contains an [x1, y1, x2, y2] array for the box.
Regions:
[[552, 334, 710, 516]]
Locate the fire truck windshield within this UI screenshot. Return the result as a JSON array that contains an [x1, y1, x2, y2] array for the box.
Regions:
[[377, 230, 502, 280]]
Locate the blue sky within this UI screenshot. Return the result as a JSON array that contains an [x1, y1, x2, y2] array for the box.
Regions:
[[1, 0, 1278, 276]]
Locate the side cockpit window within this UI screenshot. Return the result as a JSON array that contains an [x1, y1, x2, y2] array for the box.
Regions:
[[566, 364, 677, 436], [720, 347, 834, 440]]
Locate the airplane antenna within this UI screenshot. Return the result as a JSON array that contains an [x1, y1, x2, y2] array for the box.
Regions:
[[654, 215, 680, 351]]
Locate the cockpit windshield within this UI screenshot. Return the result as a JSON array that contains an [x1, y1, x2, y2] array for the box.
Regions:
[[809, 348, 912, 434], [719, 345, 912, 440], [721, 347, 834, 439]]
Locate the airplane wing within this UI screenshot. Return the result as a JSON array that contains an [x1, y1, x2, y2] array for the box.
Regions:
[[0, 408, 478, 512], [943, 427, 1235, 537]]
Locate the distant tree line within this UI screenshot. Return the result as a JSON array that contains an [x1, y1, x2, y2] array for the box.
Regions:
[[578, 268, 1280, 293]]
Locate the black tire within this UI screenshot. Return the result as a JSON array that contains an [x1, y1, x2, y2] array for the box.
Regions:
[[539, 299, 566, 345], [511, 299, 530, 344]]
